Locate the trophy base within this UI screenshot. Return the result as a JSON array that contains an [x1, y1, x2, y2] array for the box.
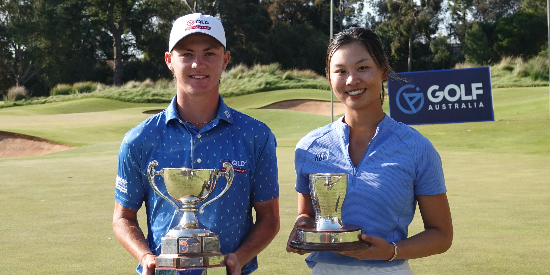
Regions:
[[155, 265, 226, 275], [156, 253, 226, 268], [289, 224, 371, 252]]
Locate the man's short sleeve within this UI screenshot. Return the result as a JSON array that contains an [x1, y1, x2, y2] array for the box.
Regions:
[[115, 133, 146, 209], [251, 130, 279, 202]]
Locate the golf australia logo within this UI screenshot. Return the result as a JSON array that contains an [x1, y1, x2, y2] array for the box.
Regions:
[[388, 68, 493, 124], [426, 84, 485, 111], [395, 83, 486, 114], [396, 84, 424, 114]]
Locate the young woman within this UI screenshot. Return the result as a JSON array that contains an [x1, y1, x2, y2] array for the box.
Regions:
[[286, 27, 453, 275]]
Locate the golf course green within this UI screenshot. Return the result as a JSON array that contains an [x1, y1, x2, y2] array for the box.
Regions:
[[0, 87, 549, 274]]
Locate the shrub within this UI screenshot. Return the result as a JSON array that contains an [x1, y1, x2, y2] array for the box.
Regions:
[[154, 79, 175, 90], [498, 57, 515, 71], [73, 82, 97, 93], [142, 79, 154, 88], [123, 80, 141, 89], [454, 62, 476, 69], [50, 84, 73, 96], [513, 58, 529, 78], [7, 86, 29, 101], [526, 56, 549, 81], [282, 71, 294, 80]]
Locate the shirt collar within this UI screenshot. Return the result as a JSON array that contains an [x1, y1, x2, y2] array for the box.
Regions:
[[334, 113, 390, 133], [164, 95, 234, 125]]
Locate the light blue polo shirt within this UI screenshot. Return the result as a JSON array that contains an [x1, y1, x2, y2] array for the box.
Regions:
[[115, 95, 279, 274], [295, 114, 446, 268]]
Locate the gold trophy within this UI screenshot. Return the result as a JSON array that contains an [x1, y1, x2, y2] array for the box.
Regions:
[[147, 160, 234, 275], [289, 173, 370, 251]]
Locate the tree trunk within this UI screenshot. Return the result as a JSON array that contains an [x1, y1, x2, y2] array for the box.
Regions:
[[408, 30, 413, 72], [107, 0, 126, 86], [112, 33, 123, 86]]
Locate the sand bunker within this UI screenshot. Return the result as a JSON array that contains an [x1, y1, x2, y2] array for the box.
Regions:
[[3, 100, 343, 158], [0, 131, 75, 158]]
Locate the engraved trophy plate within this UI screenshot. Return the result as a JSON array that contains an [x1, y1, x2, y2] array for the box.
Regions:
[[148, 161, 232, 274], [289, 173, 370, 251]]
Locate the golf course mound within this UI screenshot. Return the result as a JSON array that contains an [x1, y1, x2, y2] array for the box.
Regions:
[[2, 99, 344, 158], [142, 99, 346, 116], [260, 99, 345, 116], [0, 131, 75, 158]]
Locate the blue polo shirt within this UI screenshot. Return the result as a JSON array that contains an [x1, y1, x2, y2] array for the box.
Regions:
[[295, 114, 446, 268], [115, 95, 279, 274]]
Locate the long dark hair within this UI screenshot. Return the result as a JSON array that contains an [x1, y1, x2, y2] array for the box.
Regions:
[[325, 27, 393, 105]]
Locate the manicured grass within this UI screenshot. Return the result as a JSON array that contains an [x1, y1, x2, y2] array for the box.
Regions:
[[0, 87, 549, 274]]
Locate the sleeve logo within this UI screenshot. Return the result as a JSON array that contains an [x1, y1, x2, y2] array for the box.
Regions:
[[116, 175, 128, 194]]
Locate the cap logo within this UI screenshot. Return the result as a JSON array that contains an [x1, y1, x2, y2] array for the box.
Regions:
[[185, 19, 211, 31], [185, 25, 212, 31], [187, 19, 210, 26]]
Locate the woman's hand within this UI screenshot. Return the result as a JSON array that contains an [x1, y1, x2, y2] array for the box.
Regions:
[[286, 215, 315, 255], [337, 234, 395, 261]]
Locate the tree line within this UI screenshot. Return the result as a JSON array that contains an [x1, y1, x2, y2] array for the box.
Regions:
[[1, 0, 548, 98]]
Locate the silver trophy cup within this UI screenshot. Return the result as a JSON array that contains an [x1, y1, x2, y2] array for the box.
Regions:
[[147, 160, 234, 275], [290, 173, 370, 251]]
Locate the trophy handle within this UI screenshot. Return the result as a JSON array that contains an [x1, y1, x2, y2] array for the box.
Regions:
[[147, 160, 181, 214], [198, 162, 234, 214]]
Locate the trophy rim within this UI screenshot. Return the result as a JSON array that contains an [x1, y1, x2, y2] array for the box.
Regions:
[[298, 223, 362, 232], [166, 228, 217, 238], [162, 167, 218, 171], [309, 172, 348, 178]]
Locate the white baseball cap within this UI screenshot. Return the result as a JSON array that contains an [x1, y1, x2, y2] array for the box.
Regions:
[[168, 13, 226, 52]]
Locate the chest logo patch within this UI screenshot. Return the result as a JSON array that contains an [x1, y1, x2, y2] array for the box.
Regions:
[[315, 152, 329, 161], [222, 159, 247, 173]]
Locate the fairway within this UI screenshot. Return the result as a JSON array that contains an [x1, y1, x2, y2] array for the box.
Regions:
[[0, 87, 549, 274]]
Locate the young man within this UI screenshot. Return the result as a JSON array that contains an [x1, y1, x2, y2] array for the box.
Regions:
[[112, 13, 280, 275]]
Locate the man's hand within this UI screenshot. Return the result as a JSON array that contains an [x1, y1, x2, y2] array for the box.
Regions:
[[141, 253, 157, 275], [226, 253, 242, 275]]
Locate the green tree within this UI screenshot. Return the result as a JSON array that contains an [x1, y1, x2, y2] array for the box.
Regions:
[[492, 11, 547, 58], [264, 23, 328, 74], [218, 0, 272, 66], [126, 0, 189, 82], [448, 0, 473, 42], [522, 0, 547, 16], [471, 0, 520, 23], [430, 34, 458, 69], [463, 23, 491, 65], [36, 0, 110, 91], [88, 0, 137, 86], [181, 0, 217, 14], [384, 0, 443, 71], [375, 21, 406, 71], [0, 0, 41, 91]]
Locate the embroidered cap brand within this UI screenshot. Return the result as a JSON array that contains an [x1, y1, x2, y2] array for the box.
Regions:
[[168, 13, 226, 52]]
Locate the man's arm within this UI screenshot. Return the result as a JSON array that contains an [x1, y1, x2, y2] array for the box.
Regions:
[[227, 197, 280, 274], [112, 202, 156, 275]]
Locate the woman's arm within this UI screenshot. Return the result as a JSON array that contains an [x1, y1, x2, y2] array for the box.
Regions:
[[339, 193, 453, 261]]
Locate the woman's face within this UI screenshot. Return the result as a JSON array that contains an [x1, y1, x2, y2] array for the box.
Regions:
[[329, 41, 388, 112]]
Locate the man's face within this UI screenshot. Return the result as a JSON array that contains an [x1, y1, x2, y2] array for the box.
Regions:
[[165, 34, 230, 97]]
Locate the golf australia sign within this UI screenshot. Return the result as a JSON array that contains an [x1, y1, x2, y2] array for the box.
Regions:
[[387, 67, 494, 124]]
